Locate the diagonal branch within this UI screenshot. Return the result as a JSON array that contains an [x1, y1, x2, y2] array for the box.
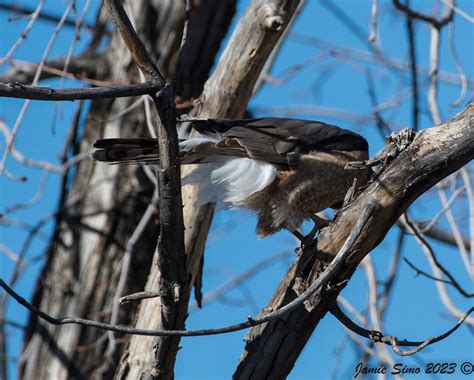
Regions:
[[402, 216, 473, 298], [403, 257, 473, 298], [104, 0, 165, 85]]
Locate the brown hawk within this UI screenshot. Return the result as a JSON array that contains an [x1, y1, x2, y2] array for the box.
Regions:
[[92, 118, 371, 239]]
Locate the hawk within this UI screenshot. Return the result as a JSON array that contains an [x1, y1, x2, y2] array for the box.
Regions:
[[92, 118, 371, 239]]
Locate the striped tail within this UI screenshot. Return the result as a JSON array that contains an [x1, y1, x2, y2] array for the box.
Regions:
[[92, 138, 160, 165]]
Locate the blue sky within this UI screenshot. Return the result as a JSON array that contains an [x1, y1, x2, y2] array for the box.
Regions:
[[1, 1, 473, 379]]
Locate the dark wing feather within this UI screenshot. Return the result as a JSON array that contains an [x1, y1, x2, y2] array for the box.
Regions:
[[191, 118, 368, 165]]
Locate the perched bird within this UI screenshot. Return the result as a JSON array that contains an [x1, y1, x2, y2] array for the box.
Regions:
[[92, 118, 371, 239]]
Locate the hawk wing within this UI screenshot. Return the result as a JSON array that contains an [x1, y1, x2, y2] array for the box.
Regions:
[[190, 118, 368, 166]]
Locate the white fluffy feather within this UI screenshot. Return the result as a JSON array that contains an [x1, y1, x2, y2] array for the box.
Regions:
[[182, 158, 276, 208]]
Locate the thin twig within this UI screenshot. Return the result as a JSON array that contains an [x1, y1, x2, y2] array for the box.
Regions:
[[119, 290, 163, 305], [106, 193, 158, 359], [403, 257, 463, 286], [460, 168, 474, 267], [448, 20, 467, 108], [290, 33, 474, 88], [6, 58, 109, 86], [0, 244, 21, 263], [331, 303, 472, 356], [0, 119, 90, 175], [0, 1, 45, 65], [189, 251, 293, 311], [171, 0, 192, 91], [403, 215, 474, 324], [0, 3, 93, 30], [420, 186, 465, 233], [441, 0, 474, 23], [405, 0, 419, 130], [362, 257, 396, 368], [6, 169, 49, 213], [0, 1, 75, 176], [91, 97, 144, 123], [53, 0, 92, 133], [367, 0, 379, 44], [379, 229, 404, 316], [138, 70, 157, 138], [438, 187, 472, 277], [103, 0, 164, 85], [392, 0, 454, 28], [404, 215, 472, 298], [428, 25, 442, 124]]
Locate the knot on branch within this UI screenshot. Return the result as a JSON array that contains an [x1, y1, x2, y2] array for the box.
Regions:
[[345, 128, 417, 172], [369, 330, 384, 343], [386, 128, 417, 153], [257, 4, 287, 31]]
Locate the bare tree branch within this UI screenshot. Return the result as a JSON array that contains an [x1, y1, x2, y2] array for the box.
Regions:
[[448, 20, 468, 108], [367, 0, 379, 44], [331, 303, 473, 356], [403, 216, 473, 297], [392, 0, 454, 28], [0, 55, 107, 84], [0, 1, 75, 176], [0, 3, 93, 30], [289, 33, 473, 88], [405, 0, 419, 131], [0, 82, 163, 101], [0, 1, 45, 65], [104, 0, 165, 85]]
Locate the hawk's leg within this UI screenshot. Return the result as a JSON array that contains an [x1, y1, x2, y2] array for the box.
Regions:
[[306, 214, 331, 241], [292, 214, 331, 249], [292, 229, 305, 242], [291, 229, 306, 254]]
